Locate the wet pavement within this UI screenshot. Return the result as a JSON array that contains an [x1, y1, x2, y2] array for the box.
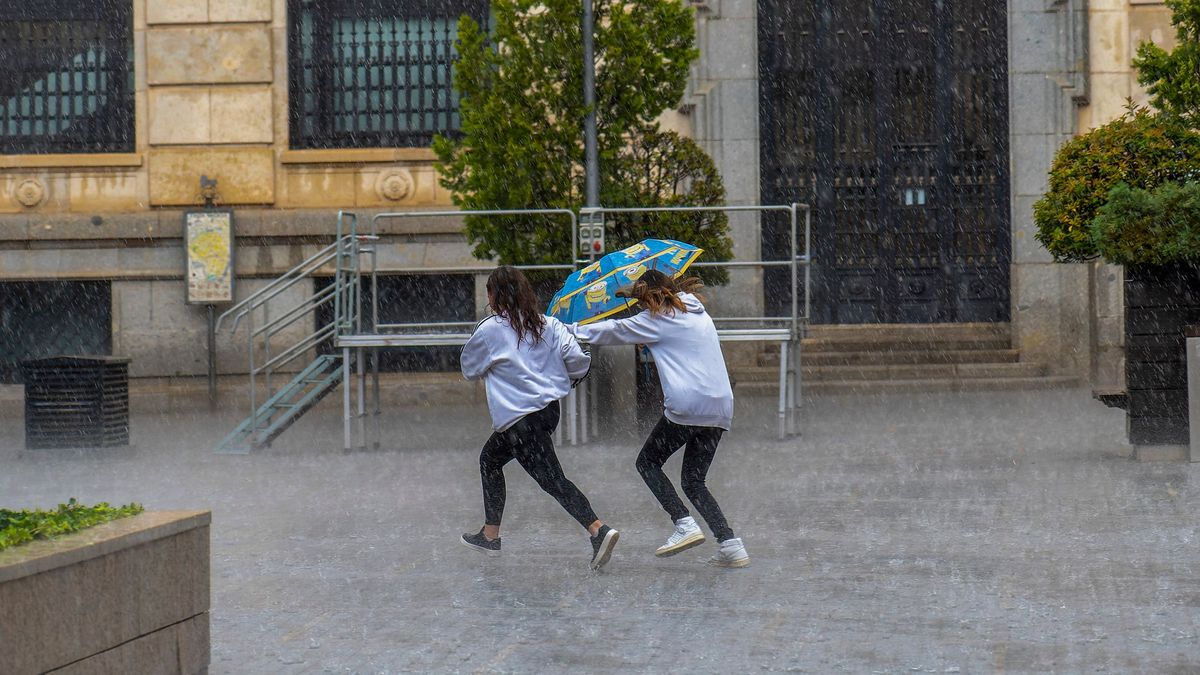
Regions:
[[2, 387, 1198, 673]]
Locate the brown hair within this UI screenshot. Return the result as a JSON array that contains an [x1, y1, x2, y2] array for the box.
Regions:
[[487, 266, 546, 345], [616, 269, 704, 316]]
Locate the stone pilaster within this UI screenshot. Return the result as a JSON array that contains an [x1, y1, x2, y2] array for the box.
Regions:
[[1009, 0, 1093, 378], [684, 0, 764, 336], [144, 0, 276, 206]]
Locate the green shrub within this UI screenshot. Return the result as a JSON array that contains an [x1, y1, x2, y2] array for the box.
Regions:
[[1091, 181, 1200, 266], [1033, 107, 1200, 262], [0, 499, 143, 552]]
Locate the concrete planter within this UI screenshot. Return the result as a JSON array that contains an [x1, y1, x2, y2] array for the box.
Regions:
[[0, 510, 211, 675], [1124, 264, 1200, 449]]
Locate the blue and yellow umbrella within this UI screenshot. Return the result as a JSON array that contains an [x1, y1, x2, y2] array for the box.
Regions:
[[547, 239, 703, 325]]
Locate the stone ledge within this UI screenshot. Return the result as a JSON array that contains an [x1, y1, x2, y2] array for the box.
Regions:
[[0, 510, 211, 674], [280, 148, 438, 164], [0, 154, 144, 170], [49, 614, 209, 675], [0, 510, 210, 583]]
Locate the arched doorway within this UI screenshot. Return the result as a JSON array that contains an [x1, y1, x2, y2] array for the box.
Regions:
[[759, 0, 1010, 324]]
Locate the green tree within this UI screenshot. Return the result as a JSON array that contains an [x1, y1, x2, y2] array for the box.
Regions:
[[1134, 0, 1200, 122], [1033, 107, 1200, 262], [433, 1, 732, 283], [1091, 181, 1200, 265]]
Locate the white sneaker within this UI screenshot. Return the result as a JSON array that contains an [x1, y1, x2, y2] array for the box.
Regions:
[[655, 516, 706, 557], [707, 537, 750, 568]]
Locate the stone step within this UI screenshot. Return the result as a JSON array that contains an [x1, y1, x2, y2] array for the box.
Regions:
[[732, 361, 1049, 383], [734, 375, 1080, 396], [760, 348, 1021, 367], [804, 322, 1011, 342], [798, 322, 1012, 354], [800, 337, 1013, 353]]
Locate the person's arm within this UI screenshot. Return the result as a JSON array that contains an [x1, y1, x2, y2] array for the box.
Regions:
[[460, 320, 495, 381], [572, 311, 664, 346], [556, 321, 592, 383]]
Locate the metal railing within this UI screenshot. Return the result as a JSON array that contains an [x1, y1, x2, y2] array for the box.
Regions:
[[215, 204, 811, 450], [336, 204, 810, 446], [216, 211, 374, 442]]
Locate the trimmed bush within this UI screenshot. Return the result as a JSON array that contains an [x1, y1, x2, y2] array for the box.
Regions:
[[1091, 181, 1200, 266], [1033, 108, 1200, 262], [0, 499, 143, 552]]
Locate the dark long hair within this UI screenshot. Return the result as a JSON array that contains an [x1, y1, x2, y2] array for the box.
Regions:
[[487, 265, 546, 345], [617, 269, 704, 316]]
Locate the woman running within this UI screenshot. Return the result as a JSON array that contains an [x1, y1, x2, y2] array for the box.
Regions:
[[460, 266, 619, 570], [572, 270, 748, 568]]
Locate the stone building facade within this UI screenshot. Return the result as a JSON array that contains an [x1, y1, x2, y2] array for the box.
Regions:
[[0, 0, 1180, 387], [684, 0, 1176, 387]]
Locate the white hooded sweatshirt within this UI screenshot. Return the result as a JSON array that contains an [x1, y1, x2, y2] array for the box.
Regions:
[[572, 293, 733, 430], [461, 314, 590, 432]]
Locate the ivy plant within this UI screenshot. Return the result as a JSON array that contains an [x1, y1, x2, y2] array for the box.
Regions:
[[0, 499, 144, 552]]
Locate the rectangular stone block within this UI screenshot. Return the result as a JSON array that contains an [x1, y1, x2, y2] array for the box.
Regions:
[[1012, 194, 1054, 265], [149, 88, 211, 145], [702, 19, 756, 81], [210, 0, 272, 23], [146, 0, 207, 25], [211, 87, 274, 143], [354, 168, 435, 207], [146, 26, 273, 85], [149, 147, 275, 205], [1080, 73, 1132, 131], [285, 170, 357, 208], [1012, 134, 1055, 197], [52, 615, 209, 675], [1130, 6, 1177, 50], [0, 512, 211, 675], [719, 79, 759, 142], [68, 173, 148, 213], [1088, 10, 1130, 74]]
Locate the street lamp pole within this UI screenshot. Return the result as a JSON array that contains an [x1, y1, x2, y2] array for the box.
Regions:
[[583, 0, 599, 208]]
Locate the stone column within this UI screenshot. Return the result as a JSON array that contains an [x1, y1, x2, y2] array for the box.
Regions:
[[683, 0, 763, 366], [1008, 0, 1093, 378], [144, 0, 277, 206]]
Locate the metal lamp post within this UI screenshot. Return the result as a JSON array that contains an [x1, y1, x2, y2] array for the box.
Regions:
[[583, 0, 599, 208]]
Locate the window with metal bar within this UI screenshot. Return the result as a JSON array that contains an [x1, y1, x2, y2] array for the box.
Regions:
[[288, 0, 489, 150], [0, 0, 134, 154]]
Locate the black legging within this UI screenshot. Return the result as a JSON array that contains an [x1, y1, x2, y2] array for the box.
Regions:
[[479, 401, 599, 530], [636, 416, 735, 542]]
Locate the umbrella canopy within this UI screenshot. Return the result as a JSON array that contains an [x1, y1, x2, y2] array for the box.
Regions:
[[547, 239, 703, 325]]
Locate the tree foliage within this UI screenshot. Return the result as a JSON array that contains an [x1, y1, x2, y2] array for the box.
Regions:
[[1033, 107, 1200, 262], [1091, 181, 1200, 266], [1134, 0, 1200, 122], [434, 1, 732, 283]]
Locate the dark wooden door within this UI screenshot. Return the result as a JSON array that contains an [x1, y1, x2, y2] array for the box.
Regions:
[[759, 0, 1010, 324]]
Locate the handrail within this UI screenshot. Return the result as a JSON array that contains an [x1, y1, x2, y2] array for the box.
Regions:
[[255, 282, 340, 340], [216, 238, 345, 334], [256, 322, 338, 375]]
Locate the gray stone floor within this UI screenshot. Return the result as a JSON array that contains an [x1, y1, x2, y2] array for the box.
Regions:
[[2, 388, 1199, 673]]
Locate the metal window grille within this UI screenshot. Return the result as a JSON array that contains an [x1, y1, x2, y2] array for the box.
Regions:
[[758, 0, 1010, 324], [0, 0, 134, 154], [288, 0, 489, 150]]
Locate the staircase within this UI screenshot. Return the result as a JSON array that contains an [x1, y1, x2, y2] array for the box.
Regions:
[[213, 212, 368, 453], [731, 323, 1078, 395], [215, 355, 343, 453]]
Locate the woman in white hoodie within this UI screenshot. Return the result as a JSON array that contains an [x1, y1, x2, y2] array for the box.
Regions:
[[572, 270, 748, 568], [460, 266, 619, 570]]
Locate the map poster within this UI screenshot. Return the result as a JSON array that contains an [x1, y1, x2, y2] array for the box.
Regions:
[[184, 210, 235, 305]]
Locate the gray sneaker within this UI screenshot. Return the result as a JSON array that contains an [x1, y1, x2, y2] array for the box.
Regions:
[[707, 537, 749, 568], [655, 516, 705, 557]]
